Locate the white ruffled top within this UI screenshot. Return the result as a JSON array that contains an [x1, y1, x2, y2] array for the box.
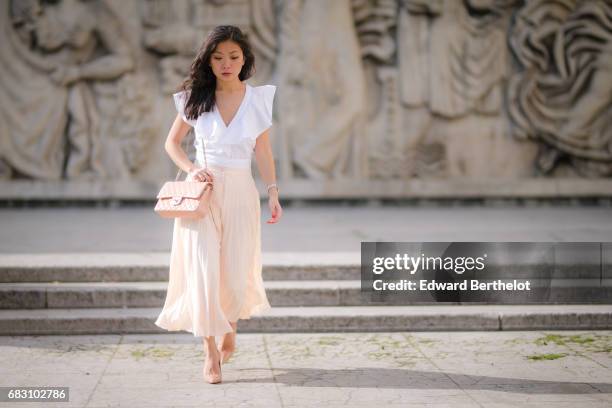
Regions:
[[173, 83, 276, 169]]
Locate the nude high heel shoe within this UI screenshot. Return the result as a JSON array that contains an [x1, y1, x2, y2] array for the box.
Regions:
[[203, 353, 222, 384]]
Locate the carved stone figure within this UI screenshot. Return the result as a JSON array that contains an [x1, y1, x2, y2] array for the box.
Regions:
[[394, 0, 537, 179], [0, 0, 68, 181], [276, 0, 367, 180], [508, 0, 612, 177], [1, 0, 136, 180], [352, 0, 399, 179]]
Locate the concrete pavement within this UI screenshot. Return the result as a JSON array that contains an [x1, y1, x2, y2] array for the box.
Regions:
[[1, 206, 611, 253], [0, 330, 610, 407]]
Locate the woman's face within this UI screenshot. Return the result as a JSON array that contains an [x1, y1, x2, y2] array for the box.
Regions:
[[210, 40, 245, 82]]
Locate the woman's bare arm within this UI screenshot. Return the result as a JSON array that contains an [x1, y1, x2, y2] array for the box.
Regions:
[[254, 129, 277, 187], [254, 128, 283, 223], [164, 114, 197, 173]]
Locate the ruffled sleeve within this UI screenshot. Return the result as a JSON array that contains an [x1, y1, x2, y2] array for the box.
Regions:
[[251, 85, 276, 138], [172, 90, 196, 127]]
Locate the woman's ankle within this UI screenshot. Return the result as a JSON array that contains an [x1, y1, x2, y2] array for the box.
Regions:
[[203, 337, 219, 355]]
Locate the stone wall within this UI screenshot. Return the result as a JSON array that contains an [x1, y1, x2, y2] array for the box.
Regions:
[[1, 0, 611, 200]]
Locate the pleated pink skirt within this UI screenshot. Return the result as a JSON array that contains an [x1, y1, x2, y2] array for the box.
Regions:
[[155, 164, 272, 337]]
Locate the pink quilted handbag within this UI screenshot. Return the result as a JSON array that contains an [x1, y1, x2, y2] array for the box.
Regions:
[[154, 177, 212, 219], [155, 129, 213, 219]]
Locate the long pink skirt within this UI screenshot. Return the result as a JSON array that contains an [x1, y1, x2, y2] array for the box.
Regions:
[[155, 164, 272, 337]]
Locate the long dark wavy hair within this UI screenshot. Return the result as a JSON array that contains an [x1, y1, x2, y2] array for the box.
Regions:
[[179, 25, 255, 121]]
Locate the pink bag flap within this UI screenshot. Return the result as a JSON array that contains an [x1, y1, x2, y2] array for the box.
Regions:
[[156, 181, 211, 199]]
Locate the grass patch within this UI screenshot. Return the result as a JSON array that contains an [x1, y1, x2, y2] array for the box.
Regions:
[[417, 339, 440, 345], [526, 353, 567, 361], [130, 346, 175, 360], [317, 336, 344, 346], [534, 334, 595, 346]]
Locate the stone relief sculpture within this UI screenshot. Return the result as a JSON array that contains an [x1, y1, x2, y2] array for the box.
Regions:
[[268, 0, 296, 179], [508, 0, 612, 177], [394, 0, 538, 179], [353, 0, 400, 179], [141, 0, 203, 94], [0, 0, 610, 192], [0, 0, 68, 181], [276, 0, 367, 180], [0, 0, 149, 181]]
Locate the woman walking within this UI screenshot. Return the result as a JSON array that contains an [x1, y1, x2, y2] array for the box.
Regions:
[[155, 25, 282, 384]]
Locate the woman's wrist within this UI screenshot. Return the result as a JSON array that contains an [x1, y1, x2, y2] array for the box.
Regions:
[[267, 183, 279, 197]]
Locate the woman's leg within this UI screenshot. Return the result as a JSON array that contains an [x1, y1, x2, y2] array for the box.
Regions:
[[219, 321, 237, 363], [203, 335, 222, 383]]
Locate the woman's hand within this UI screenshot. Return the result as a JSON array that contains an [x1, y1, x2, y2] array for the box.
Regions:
[[187, 167, 214, 183], [267, 191, 282, 224]]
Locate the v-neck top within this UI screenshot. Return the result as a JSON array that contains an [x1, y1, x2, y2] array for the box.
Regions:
[[173, 83, 276, 169]]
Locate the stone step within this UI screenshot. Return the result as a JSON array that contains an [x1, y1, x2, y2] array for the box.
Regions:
[[0, 281, 363, 308], [0, 305, 610, 335], [0, 252, 604, 283], [1, 279, 610, 309], [0, 253, 360, 282]]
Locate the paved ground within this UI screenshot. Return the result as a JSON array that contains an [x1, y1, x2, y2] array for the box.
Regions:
[[1, 206, 611, 253], [0, 331, 610, 407]]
